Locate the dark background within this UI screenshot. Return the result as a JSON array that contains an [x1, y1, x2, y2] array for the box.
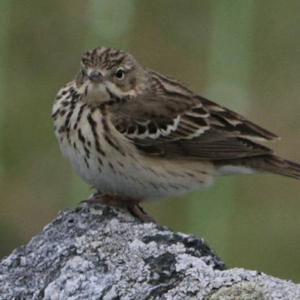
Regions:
[[1, 1, 300, 281]]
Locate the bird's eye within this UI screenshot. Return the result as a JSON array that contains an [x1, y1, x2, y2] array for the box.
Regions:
[[115, 68, 125, 80]]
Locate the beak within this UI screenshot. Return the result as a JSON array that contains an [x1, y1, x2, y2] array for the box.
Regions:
[[88, 70, 103, 83]]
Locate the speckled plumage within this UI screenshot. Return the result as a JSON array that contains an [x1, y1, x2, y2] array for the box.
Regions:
[[52, 47, 300, 202]]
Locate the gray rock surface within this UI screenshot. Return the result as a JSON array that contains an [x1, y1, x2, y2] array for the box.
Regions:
[[0, 203, 299, 300]]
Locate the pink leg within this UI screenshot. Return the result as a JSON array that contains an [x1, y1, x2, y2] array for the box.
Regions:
[[83, 193, 155, 223]]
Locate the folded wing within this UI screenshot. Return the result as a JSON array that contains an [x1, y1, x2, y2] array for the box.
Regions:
[[111, 78, 278, 161]]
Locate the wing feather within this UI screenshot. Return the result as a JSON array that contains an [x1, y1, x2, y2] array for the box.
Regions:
[[110, 75, 278, 161]]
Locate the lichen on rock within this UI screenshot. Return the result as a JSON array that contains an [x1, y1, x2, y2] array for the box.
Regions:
[[0, 203, 299, 300]]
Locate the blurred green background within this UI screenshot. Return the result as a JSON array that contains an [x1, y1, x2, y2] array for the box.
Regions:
[[0, 0, 300, 281]]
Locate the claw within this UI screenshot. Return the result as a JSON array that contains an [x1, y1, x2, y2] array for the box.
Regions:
[[127, 204, 156, 223]]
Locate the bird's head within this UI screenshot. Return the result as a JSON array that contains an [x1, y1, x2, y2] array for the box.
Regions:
[[76, 47, 148, 105]]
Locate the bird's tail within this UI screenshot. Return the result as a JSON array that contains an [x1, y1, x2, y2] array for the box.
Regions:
[[218, 154, 300, 180]]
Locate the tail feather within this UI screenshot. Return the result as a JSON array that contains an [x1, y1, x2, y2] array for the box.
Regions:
[[218, 154, 300, 180], [258, 155, 300, 179]]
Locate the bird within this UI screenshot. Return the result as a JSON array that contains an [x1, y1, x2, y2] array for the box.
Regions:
[[52, 46, 300, 222]]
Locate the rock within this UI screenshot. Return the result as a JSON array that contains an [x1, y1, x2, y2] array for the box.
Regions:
[[0, 203, 299, 300]]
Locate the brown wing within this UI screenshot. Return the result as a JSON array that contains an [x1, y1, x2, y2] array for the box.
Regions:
[[111, 77, 278, 160]]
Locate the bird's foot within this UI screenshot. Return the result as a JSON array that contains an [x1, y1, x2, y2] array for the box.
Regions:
[[82, 192, 155, 223], [127, 204, 156, 223]]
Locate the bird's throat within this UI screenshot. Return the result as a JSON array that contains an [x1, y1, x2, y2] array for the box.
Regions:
[[84, 83, 111, 105]]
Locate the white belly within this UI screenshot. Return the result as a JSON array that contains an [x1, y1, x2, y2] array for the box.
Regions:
[[55, 105, 215, 200]]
